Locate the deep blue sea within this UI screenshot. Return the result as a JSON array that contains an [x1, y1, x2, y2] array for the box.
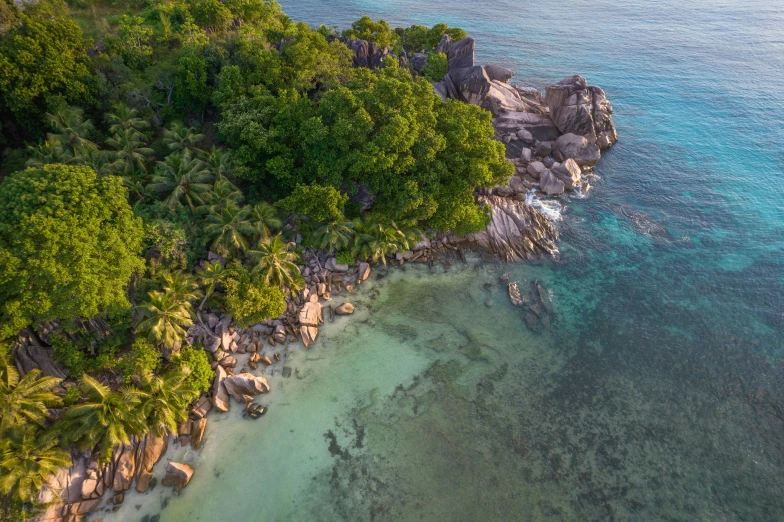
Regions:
[[101, 1, 784, 521]]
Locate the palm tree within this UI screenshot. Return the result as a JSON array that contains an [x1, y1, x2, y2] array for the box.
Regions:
[[0, 427, 71, 503], [46, 106, 97, 156], [56, 375, 143, 462], [124, 175, 147, 202], [201, 175, 244, 210], [147, 149, 213, 209], [247, 234, 303, 290], [106, 128, 154, 175], [163, 122, 205, 152], [204, 202, 255, 257], [197, 261, 226, 311], [74, 148, 112, 176], [352, 218, 416, 266], [201, 146, 233, 177], [25, 140, 74, 168], [124, 369, 195, 437], [250, 202, 282, 240], [0, 362, 62, 431], [312, 219, 356, 252], [159, 270, 202, 302], [105, 102, 149, 139], [136, 290, 194, 348]]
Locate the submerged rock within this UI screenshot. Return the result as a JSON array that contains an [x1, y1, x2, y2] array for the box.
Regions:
[[191, 418, 207, 449], [335, 303, 355, 315], [507, 283, 524, 306]]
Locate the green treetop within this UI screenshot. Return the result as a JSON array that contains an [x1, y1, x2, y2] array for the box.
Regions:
[[343, 16, 400, 51], [277, 184, 348, 223], [0, 2, 95, 137], [0, 164, 144, 340]]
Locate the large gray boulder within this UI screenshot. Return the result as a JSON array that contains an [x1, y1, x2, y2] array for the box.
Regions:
[[553, 133, 601, 167], [411, 53, 428, 73], [445, 65, 490, 105], [551, 159, 582, 189], [161, 462, 193, 489], [539, 170, 565, 195], [14, 344, 66, 379], [299, 301, 323, 327], [134, 434, 167, 493], [545, 74, 617, 148], [301, 326, 319, 347], [432, 80, 448, 101], [485, 64, 514, 83], [212, 365, 230, 412], [526, 161, 546, 180], [335, 303, 355, 315], [447, 37, 475, 70]]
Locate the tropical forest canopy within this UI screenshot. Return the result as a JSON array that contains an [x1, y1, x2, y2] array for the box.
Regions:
[[0, 0, 511, 518]]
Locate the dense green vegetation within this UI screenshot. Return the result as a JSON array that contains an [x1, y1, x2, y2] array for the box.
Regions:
[[0, 0, 510, 516]]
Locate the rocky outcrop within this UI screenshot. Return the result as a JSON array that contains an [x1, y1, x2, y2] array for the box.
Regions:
[[14, 342, 66, 379], [32, 431, 168, 522], [327, 35, 390, 68], [545, 74, 617, 148], [447, 37, 475, 70], [464, 195, 559, 261]]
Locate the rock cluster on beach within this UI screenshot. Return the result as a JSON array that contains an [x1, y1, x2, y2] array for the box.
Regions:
[[31, 433, 169, 521]]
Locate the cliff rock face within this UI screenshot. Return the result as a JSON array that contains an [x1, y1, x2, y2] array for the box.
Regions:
[[545, 74, 617, 148]]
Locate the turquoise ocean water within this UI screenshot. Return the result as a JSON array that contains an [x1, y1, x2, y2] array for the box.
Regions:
[[99, 1, 784, 520]]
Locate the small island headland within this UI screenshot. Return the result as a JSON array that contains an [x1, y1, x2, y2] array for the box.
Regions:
[[1, 4, 617, 521]]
